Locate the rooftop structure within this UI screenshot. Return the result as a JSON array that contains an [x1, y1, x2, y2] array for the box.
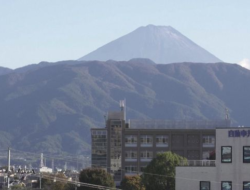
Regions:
[[129, 119, 230, 129]]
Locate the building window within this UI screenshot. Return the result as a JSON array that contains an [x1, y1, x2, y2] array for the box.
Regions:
[[125, 166, 137, 173], [221, 146, 232, 163], [156, 135, 168, 147], [243, 146, 250, 163], [125, 135, 137, 147], [125, 151, 137, 161], [91, 130, 107, 168], [156, 151, 165, 155], [221, 181, 232, 190], [92, 130, 107, 138], [200, 181, 210, 190], [125, 151, 137, 158], [202, 135, 215, 147], [140, 135, 153, 147], [140, 151, 153, 161], [187, 150, 200, 160], [243, 181, 250, 190], [203, 150, 215, 160]]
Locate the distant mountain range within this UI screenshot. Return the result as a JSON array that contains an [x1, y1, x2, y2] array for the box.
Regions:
[[0, 66, 12, 75], [79, 25, 221, 63], [0, 60, 249, 155]]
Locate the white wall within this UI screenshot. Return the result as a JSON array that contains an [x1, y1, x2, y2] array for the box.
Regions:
[[176, 128, 250, 190], [176, 167, 216, 189]]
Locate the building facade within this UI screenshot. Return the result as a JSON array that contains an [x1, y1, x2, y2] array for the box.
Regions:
[[91, 105, 230, 185], [91, 107, 127, 185], [176, 128, 250, 190]]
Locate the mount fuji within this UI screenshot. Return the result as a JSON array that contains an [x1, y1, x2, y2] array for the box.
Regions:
[[79, 25, 221, 64]]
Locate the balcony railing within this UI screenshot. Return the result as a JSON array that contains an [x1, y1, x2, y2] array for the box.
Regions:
[[179, 160, 216, 167]]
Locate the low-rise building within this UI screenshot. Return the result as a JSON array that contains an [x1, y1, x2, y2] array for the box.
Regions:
[[176, 128, 250, 190]]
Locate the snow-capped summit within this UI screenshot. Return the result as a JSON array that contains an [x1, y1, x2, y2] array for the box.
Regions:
[[79, 25, 221, 64]]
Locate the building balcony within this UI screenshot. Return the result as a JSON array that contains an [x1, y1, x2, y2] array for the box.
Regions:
[[156, 143, 168, 147], [125, 172, 139, 176], [125, 143, 137, 147], [140, 143, 153, 147], [140, 158, 152, 162], [202, 143, 215, 148], [125, 158, 137, 162], [179, 160, 216, 167]]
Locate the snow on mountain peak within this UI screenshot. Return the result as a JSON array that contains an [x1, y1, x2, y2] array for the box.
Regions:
[[79, 25, 221, 64]]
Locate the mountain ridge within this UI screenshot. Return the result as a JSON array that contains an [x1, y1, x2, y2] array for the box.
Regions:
[[0, 60, 249, 155], [0, 66, 12, 76]]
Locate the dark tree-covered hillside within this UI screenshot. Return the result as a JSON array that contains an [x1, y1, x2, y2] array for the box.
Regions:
[[0, 60, 249, 154]]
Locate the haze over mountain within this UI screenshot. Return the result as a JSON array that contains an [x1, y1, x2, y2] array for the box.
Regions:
[[79, 25, 221, 64], [0, 60, 249, 155]]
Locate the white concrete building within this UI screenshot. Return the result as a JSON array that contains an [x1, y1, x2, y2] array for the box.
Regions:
[[39, 166, 53, 173], [176, 128, 250, 190]]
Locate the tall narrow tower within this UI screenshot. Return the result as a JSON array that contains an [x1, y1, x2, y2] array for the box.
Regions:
[[51, 158, 54, 173], [40, 153, 44, 168]]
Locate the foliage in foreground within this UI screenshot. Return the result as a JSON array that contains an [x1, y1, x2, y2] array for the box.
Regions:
[[41, 172, 73, 190], [141, 151, 187, 190], [78, 168, 115, 190], [120, 175, 145, 190]]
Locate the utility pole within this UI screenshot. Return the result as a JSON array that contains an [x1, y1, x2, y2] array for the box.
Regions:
[[51, 158, 54, 173], [39, 173, 42, 189], [75, 178, 77, 190], [64, 162, 67, 171], [7, 147, 10, 189], [76, 156, 78, 171]]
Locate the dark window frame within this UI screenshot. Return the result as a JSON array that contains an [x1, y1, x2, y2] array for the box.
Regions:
[[221, 181, 232, 190], [243, 146, 250, 163], [200, 181, 210, 190], [243, 181, 250, 190], [221, 146, 232, 163]]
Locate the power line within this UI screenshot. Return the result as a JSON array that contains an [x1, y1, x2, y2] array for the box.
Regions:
[[37, 173, 122, 190], [2, 149, 248, 187], [90, 163, 249, 187]]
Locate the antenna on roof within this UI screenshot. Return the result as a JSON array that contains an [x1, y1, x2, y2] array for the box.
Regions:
[[120, 99, 126, 121]]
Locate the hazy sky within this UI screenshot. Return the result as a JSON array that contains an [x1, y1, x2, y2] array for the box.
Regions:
[[0, 0, 249, 69]]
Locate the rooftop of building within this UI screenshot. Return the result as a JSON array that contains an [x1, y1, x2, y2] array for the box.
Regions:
[[128, 119, 231, 129], [107, 111, 125, 120]]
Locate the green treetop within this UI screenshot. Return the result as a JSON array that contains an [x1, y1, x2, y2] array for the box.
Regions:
[[78, 168, 115, 190], [141, 151, 187, 190], [120, 175, 145, 190]]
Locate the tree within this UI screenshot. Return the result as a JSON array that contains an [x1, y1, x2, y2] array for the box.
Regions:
[[8, 184, 26, 190], [120, 175, 145, 190], [41, 172, 69, 190], [78, 168, 115, 190], [141, 151, 187, 190]]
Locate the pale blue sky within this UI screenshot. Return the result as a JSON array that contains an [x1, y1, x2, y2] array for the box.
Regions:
[[0, 0, 249, 69]]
